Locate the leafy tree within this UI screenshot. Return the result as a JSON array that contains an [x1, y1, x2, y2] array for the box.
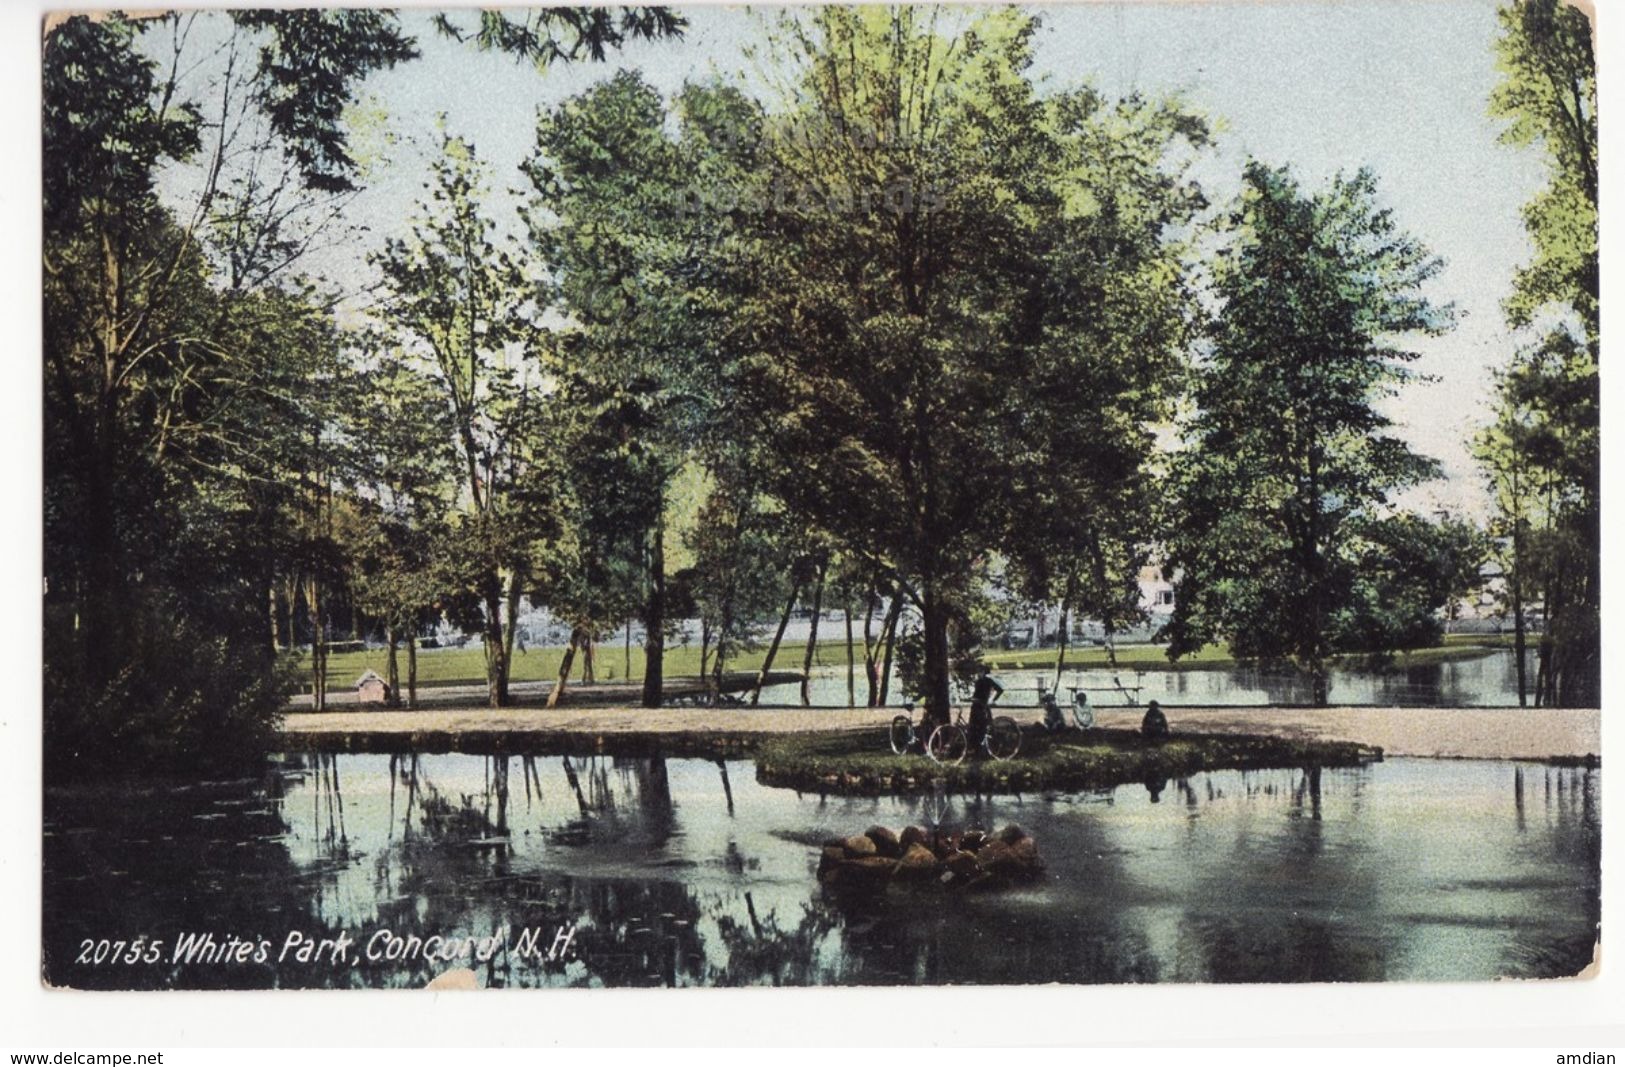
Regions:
[[1163, 163, 1451, 704], [683, 471, 790, 701], [371, 131, 549, 707], [431, 8, 685, 70], [42, 11, 417, 771], [528, 72, 760, 706], [344, 354, 458, 706], [999, 87, 1212, 684], [1328, 514, 1489, 660], [1474, 331, 1597, 705], [1488, 0, 1597, 341], [536, 374, 669, 705], [42, 8, 689, 770], [1475, 0, 1598, 707], [727, 8, 1209, 725]]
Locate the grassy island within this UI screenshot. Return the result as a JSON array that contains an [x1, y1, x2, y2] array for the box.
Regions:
[[753, 727, 1382, 797]]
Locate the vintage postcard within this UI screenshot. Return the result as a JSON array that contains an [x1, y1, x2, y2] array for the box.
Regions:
[[39, 1, 1600, 995]]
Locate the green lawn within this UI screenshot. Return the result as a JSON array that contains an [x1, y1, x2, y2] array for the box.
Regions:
[[317, 639, 857, 690], [311, 632, 1506, 690]]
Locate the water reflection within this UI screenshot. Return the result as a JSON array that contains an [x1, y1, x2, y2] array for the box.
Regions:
[[762, 649, 1539, 707], [42, 756, 1598, 989]]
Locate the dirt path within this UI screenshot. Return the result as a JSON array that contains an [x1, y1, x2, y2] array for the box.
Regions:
[[280, 704, 1600, 761]]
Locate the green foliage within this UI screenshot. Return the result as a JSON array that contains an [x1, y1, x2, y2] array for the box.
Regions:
[[42, 15, 201, 236], [723, 7, 1210, 720], [229, 10, 419, 194], [1327, 514, 1489, 661], [1164, 163, 1452, 700], [1474, 329, 1598, 705], [1488, 0, 1597, 338], [45, 597, 297, 778], [1473, 0, 1598, 707], [432, 8, 685, 70]]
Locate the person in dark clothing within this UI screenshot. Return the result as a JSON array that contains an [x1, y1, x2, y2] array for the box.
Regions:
[[1140, 699, 1170, 741], [968, 665, 1004, 750], [1040, 689, 1067, 733]]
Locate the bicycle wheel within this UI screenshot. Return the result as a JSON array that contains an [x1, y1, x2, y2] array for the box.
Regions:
[[926, 724, 969, 766], [986, 716, 1022, 761], [1072, 702, 1095, 730], [889, 715, 915, 755]]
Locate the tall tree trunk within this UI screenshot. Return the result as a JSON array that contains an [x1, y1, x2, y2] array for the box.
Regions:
[[307, 573, 326, 712], [877, 592, 903, 707], [385, 624, 401, 708], [1054, 584, 1072, 690], [699, 619, 711, 685], [711, 603, 733, 703], [502, 572, 523, 698], [548, 628, 582, 708], [624, 619, 632, 682], [862, 586, 880, 707], [579, 634, 595, 683], [1511, 518, 1528, 708], [801, 560, 826, 706], [641, 518, 666, 708], [481, 571, 508, 708], [845, 598, 856, 707], [282, 576, 297, 657], [406, 631, 418, 709], [750, 580, 802, 704], [918, 585, 951, 727], [269, 584, 282, 656]]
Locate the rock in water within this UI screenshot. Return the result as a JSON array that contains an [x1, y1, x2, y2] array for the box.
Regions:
[[817, 825, 1042, 893], [945, 850, 980, 881], [865, 825, 902, 858], [896, 843, 939, 880], [1009, 836, 1041, 871], [975, 840, 1014, 873]]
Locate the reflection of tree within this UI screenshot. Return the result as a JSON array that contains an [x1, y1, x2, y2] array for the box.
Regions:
[[1178, 914, 1386, 983], [44, 769, 311, 990], [706, 892, 842, 986], [1170, 766, 1385, 982], [44, 755, 1602, 989], [1510, 764, 1600, 977]]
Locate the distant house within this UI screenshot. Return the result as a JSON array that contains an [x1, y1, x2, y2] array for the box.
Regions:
[[1138, 563, 1177, 615], [355, 669, 391, 705]]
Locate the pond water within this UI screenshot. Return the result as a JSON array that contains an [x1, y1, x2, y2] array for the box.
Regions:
[[43, 754, 1598, 989], [758, 648, 1537, 708]]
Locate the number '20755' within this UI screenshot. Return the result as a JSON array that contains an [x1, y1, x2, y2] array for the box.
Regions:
[[76, 938, 163, 965]]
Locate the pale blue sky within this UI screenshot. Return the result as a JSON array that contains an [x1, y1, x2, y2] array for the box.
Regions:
[[191, 3, 1554, 518]]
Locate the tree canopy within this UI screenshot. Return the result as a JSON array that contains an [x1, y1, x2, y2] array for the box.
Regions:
[[1163, 163, 1453, 703]]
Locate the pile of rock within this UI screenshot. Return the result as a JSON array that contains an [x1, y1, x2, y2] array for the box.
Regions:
[[816, 823, 1042, 893]]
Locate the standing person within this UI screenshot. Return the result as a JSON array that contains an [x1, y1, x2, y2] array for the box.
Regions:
[[968, 664, 1004, 751]]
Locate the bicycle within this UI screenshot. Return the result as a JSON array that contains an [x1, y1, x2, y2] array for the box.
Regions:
[[889, 703, 1019, 763], [919, 706, 1023, 765]]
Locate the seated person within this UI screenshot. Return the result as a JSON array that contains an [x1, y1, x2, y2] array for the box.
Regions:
[[1041, 691, 1066, 733], [1140, 700, 1170, 740]]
